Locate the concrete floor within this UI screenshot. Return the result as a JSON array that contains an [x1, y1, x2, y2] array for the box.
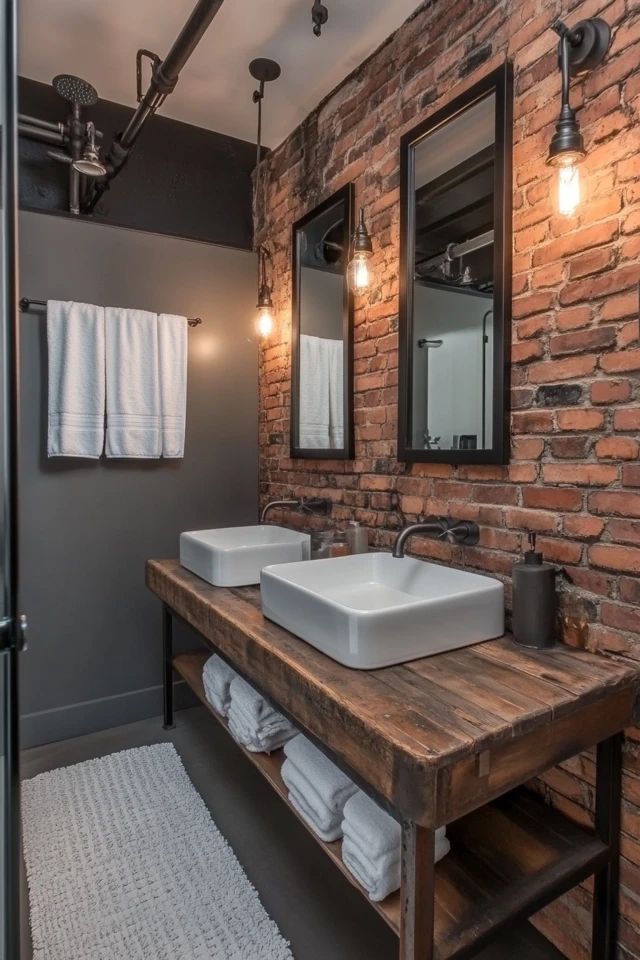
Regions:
[[20, 706, 565, 960]]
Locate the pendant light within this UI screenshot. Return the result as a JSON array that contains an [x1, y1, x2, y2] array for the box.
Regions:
[[348, 207, 373, 293], [255, 246, 274, 338], [249, 58, 281, 337], [546, 18, 610, 216]]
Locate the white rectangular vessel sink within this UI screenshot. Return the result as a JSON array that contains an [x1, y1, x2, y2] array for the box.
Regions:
[[180, 525, 310, 588], [261, 552, 504, 669]]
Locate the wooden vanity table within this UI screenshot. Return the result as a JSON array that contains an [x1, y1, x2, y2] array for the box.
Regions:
[[147, 559, 639, 960]]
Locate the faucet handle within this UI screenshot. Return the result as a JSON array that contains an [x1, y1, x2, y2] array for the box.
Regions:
[[300, 497, 332, 517], [445, 519, 480, 546]]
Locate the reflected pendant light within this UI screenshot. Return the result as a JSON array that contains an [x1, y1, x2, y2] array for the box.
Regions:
[[249, 58, 281, 337], [348, 207, 373, 293], [546, 18, 611, 216]]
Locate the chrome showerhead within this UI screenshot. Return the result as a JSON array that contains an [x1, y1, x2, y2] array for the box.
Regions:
[[72, 122, 107, 178], [52, 74, 98, 107]]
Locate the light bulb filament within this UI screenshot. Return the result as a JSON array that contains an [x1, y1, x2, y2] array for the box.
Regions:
[[558, 163, 580, 216]]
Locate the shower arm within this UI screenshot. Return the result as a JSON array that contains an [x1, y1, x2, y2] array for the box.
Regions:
[[82, 0, 225, 214]]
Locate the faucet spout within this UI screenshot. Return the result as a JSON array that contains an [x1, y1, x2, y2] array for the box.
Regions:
[[392, 517, 479, 558], [260, 499, 301, 523], [260, 496, 332, 524], [392, 519, 448, 559]]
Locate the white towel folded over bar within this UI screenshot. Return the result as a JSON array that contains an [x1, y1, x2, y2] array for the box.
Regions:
[[47, 300, 106, 458], [105, 306, 161, 458], [158, 313, 187, 458], [202, 655, 237, 717]]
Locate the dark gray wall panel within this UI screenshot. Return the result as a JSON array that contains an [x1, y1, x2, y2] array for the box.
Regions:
[[19, 77, 256, 249], [18, 211, 258, 746]]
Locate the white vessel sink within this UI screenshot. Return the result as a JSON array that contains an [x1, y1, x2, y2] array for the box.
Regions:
[[261, 552, 504, 669], [180, 525, 310, 587]]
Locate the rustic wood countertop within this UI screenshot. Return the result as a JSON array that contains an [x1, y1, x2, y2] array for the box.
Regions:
[[147, 558, 640, 828]]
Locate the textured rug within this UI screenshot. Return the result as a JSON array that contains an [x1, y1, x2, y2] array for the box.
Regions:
[[22, 743, 294, 960]]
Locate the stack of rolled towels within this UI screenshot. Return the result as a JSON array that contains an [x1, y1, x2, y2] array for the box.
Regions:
[[228, 675, 296, 753], [201, 655, 296, 753], [281, 734, 358, 842], [202, 654, 237, 716], [202, 658, 451, 902], [342, 790, 450, 902]]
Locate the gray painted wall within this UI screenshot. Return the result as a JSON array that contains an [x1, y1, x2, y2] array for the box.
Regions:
[[18, 211, 259, 747]]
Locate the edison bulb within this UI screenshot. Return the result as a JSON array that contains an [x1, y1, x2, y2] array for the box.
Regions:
[[255, 305, 274, 338], [558, 162, 580, 216], [349, 253, 371, 292]]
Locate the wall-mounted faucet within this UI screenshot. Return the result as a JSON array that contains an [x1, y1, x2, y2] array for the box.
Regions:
[[260, 497, 332, 524], [392, 517, 480, 559]]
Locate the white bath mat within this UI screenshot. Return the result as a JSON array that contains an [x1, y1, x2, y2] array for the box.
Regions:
[[22, 743, 294, 960]]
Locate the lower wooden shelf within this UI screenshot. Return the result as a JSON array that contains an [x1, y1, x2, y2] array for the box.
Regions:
[[174, 650, 608, 960]]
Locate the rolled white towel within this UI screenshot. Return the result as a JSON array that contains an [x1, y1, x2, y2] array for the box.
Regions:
[[229, 698, 293, 739], [228, 701, 296, 753], [283, 735, 357, 816], [342, 837, 400, 902], [288, 786, 343, 842], [342, 790, 451, 901], [202, 655, 237, 716], [281, 759, 345, 836], [230, 675, 275, 722], [342, 790, 401, 860]]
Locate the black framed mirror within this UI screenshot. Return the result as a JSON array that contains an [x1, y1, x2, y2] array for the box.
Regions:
[[398, 63, 513, 464], [291, 184, 354, 459]]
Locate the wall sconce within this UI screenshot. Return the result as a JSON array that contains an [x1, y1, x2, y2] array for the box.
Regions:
[[547, 17, 611, 216], [255, 246, 274, 338], [348, 207, 373, 292]]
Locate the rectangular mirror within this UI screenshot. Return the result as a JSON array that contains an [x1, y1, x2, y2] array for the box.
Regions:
[[398, 64, 513, 464], [291, 184, 354, 459]]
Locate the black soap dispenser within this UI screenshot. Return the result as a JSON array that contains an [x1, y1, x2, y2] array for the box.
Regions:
[[512, 534, 557, 650]]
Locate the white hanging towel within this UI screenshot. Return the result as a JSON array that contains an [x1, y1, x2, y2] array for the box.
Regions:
[[47, 300, 106, 459], [327, 338, 344, 449], [105, 307, 161, 458], [158, 313, 188, 458], [299, 334, 331, 449]]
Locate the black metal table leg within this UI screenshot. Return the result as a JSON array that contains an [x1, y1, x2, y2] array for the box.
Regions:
[[163, 603, 175, 729], [592, 733, 622, 959]]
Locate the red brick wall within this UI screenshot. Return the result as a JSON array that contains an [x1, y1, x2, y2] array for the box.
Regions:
[[257, 1, 640, 955]]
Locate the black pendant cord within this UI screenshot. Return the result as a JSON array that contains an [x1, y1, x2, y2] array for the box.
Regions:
[[253, 83, 264, 282], [249, 59, 281, 297]]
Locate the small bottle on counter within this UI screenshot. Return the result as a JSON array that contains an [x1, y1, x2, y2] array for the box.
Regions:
[[346, 521, 369, 554], [511, 533, 557, 650], [330, 533, 350, 558], [310, 531, 333, 559]]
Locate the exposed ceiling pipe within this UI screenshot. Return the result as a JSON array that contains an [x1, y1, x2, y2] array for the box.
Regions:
[[82, 0, 225, 214]]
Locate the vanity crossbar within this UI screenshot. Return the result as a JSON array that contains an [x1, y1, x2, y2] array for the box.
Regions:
[[147, 558, 640, 960]]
